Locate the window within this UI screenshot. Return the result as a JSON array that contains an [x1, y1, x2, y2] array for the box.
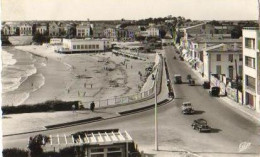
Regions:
[[216, 54, 221, 61], [96, 45, 99, 49], [228, 54, 233, 62], [76, 45, 80, 49], [245, 38, 255, 49], [81, 45, 84, 49], [85, 45, 88, 49], [246, 75, 256, 89], [216, 65, 221, 74], [245, 56, 255, 69], [73, 45, 76, 49], [239, 65, 243, 76], [239, 54, 243, 61]]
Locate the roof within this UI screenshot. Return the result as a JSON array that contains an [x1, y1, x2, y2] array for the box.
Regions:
[[45, 130, 133, 147], [180, 22, 207, 31], [204, 43, 242, 52], [191, 38, 242, 44]]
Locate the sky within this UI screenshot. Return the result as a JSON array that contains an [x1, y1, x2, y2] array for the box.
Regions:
[[1, 0, 258, 21]]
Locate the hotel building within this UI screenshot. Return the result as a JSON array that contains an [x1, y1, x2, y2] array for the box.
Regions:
[[242, 27, 260, 112]]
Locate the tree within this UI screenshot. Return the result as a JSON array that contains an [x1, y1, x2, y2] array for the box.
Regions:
[[28, 134, 49, 157], [231, 26, 242, 39]]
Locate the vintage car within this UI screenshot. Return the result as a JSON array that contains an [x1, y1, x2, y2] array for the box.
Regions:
[[209, 86, 220, 97], [181, 102, 194, 114], [174, 74, 182, 84], [191, 118, 211, 132]]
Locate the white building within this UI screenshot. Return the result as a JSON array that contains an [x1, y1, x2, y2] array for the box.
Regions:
[[76, 23, 91, 38], [36, 25, 47, 35], [19, 24, 32, 36], [242, 28, 260, 112], [59, 39, 104, 53], [146, 26, 160, 37], [202, 43, 243, 82]]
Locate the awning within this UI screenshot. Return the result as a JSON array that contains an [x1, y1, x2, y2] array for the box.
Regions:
[[45, 130, 133, 147]]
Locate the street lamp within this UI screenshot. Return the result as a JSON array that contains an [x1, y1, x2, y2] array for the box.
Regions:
[[152, 67, 158, 151]]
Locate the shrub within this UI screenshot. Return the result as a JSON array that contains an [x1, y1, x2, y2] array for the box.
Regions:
[[2, 148, 28, 157], [2, 100, 79, 115]]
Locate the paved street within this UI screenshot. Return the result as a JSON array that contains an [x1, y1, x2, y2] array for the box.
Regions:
[[3, 46, 260, 156]]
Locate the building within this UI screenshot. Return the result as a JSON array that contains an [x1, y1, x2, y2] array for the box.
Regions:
[[2, 25, 10, 35], [93, 24, 106, 38], [125, 25, 141, 40], [104, 27, 117, 41], [116, 28, 128, 40], [202, 43, 243, 82], [242, 27, 260, 112], [19, 24, 32, 36], [59, 38, 105, 53], [146, 26, 160, 37], [76, 23, 91, 38], [44, 129, 136, 157], [36, 24, 47, 35], [49, 22, 60, 36]]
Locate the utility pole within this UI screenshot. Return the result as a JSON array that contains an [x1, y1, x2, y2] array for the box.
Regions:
[[154, 67, 158, 151], [258, 0, 260, 27], [235, 59, 239, 103]]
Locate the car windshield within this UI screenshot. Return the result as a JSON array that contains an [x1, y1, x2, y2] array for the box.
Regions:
[[197, 119, 207, 124], [184, 103, 191, 106]]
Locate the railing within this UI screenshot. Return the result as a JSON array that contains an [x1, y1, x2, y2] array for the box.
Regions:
[[81, 53, 163, 109]]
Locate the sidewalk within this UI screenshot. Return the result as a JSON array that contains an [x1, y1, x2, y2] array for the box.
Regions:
[[3, 56, 170, 136], [180, 52, 260, 123]]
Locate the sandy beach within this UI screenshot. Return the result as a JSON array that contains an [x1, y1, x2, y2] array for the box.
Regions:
[[3, 45, 156, 106]]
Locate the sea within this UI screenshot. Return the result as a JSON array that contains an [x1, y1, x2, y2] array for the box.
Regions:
[[1, 46, 46, 106]]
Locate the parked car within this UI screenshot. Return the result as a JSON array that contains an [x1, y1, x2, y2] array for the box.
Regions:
[[191, 119, 211, 132], [209, 86, 220, 97], [174, 74, 182, 84], [181, 102, 194, 114], [203, 81, 210, 89]]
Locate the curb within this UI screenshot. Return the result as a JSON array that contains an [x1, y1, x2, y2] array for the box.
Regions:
[[118, 99, 169, 115]]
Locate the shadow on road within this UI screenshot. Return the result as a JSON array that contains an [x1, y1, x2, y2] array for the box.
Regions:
[[208, 128, 222, 133], [193, 110, 205, 115]]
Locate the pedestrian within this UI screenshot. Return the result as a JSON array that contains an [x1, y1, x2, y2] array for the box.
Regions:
[[90, 101, 95, 112], [91, 84, 93, 88], [131, 65, 133, 69]]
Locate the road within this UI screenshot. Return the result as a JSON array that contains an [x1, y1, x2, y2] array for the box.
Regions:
[[3, 46, 260, 156]]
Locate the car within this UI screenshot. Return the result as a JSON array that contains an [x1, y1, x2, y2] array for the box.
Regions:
[[181, 102, 194, 114], [174, 74, 182, 84], [191, 119, 211, 132], [209, 86, 220, 97], [203, 81, 210, 89]]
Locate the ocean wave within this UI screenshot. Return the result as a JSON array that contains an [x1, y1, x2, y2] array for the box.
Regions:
[[2, 64, 37, 93], [2, 50, 17, 66]]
